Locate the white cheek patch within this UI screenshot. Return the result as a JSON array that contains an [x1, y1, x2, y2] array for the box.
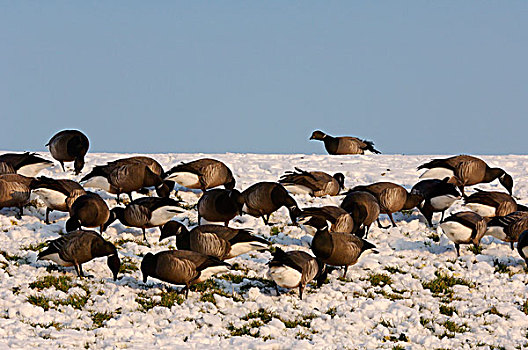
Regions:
[[268, 266, 302, 289]]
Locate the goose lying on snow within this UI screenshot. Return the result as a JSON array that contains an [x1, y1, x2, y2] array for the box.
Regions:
[[309, 130, 381, 155], [159, 221, 269, 259], [38, 230, 120, 280]]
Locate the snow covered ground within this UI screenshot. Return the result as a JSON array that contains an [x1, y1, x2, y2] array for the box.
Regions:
[[1, 152, 528, 349]]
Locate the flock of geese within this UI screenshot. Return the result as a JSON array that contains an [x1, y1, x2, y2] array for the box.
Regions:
[[1, 129, 528, 300]]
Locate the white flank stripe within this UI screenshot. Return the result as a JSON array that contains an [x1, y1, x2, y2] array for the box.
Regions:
[[229, 241, 267, 257], [268, 266, 302, 289], [82, 176, 112, 192], [283, 184, 313, 195], [430, 195, 458, 211], [419, 168, 454, 180], [17, 163, 53, 177], [440, 221, 472, 242], [465, 203, 496, 217], [33, 188, 67, 208], [150, 206, 181, 226], [165, 172, 200, 188], [485, 226, 507, 240]]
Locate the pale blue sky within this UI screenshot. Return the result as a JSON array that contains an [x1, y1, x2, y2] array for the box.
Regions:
[[1, 2, 527, 154]]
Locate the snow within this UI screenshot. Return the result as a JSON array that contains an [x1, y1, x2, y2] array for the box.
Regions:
[[1, 152, 528, 349]]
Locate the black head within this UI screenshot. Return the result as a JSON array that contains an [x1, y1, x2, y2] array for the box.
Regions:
[[333, 173, 345, 190], [499, 172, 513, 195], [65, 218, 81, 232], [141, 253, 156, 283], [107, 254, 121, 281], [159, 221, 187, 242], [315, 261, 328, 288], [229, 189, 244, 214], [225, 178, 236, 190], [309, 130, 326, 140], [103, 207, 125, 231], [74, 157, 85, 175], [155, 181, 173, 198], [297, 215, 329, 231]]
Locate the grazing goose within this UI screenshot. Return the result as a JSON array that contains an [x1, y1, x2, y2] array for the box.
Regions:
[[0, 174, 35, 218], [267, 247, 327, 299], [159, 221, 269, 259], [197, 189, 243, 226], [0, 162, 15, 175], [349, 182, 423, 228], [485, 211, 528, 250], [46, 130, 90, 174], [440, 211, 488, 256], [32, 176, 86, 224], [418, 155, 513, 197], [141, 250, 230, 298], [81, 159, 166, 203], [411, 179, 461, 227], [516, 230, 528, 265], [66, 192, 110, 233], [309, 130, 381, 155], [165, 158, 235, 192], [303, 216, 376, 277], [38, 230, 120, 280], [240, 182, 301, 225], [464, 190, 523, 217], [296, 206, 354, 234], [103, 197, 184, 245], [279, 168, 345, 197], [340, 191, 380, 238], [0, 152, 53, 177]]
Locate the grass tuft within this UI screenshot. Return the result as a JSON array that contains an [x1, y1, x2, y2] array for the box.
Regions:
[[422, 271, 474, 297], [368, 273, 392, 287], [29, 275, 73, 293]]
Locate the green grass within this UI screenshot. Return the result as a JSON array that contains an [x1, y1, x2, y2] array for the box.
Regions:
[[494, 259, 509, 274], [384, 266, 405, 274], [522, 299, 528, 315], [368, 273, 392, 287], [441, 320, 468, 337], [242, 308, 277, 323], [218, 273, 245, 284], [439, 304, 456, 316], [21, 242, 47, 252], [422, 271, 474, 297], [0, 251, 22, 262], [119, 257, 139, 274], [136, 290, 185, 311], [57, 294, 89, 309], [326, 307, 337, 318], [29, 275, 73, 293], [91, 312, 114, 328], [468, 245, 484, 255], [27, 295, 52, 311], [269, 226, 280, 236]]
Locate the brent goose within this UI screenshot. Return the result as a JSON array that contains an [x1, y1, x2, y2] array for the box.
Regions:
[[485, 211, 528, 250], [464, 190, 524, 217], [340, 191, 380, 238], [516, 230, 528, 265], [197, 189, 243, 226], [279, 168, 344, 197], [0, 152, 53, 177], [66, 192, 110, 233], [267, 247, 327, 299], [411, 179, 461, 227], [309, 130, 381, 155], [418, 155, 513, 197], [165, 158, 235, 192], [296, 206, 354, 234], [0, 174, 35, 218], [46, 130, 89, 174], [440, 211, 488, 256], [38, 229, 120, 280], [159, 221, 269, 259]]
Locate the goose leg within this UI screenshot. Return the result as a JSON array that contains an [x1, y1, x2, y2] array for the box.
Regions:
[[79, 264, 85, 277], [459, 186, 466, 199], [100, 225, 104, 234], [74, 265, 81, 277], [275, 283, 281, 297], [142, 228, 150, 247], [198, 214, 201, 225], [60, 161, 65, 172], [299, 285, 304, 300], [127, 192, 133, 202], [224, 221, 229, 227], [262, 215, 269, 226], [455, 244, 460, 257], [45, 208, 52, 224], [343, 265, 348, 278], [116, 193, 121, 204], [377, 218, 390, 229], [388, 213, 397, 227], [511, 242, 514, 250], [17, 206, 23, 219]]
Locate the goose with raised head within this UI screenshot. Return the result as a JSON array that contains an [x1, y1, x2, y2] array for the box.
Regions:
[[240, 182, 301, 225], [66, 192, 110, 233], [309, 130, 381, 155], [0, 152, 53, 177], [32, 176, 86, 224], [349, 182, 423, 228], [418, 155, 513, 197], [340, 191, 380, 238], [485, 211, 528, 250], [165, 158, 235, 192], [197, 189, 243, 226], [279, 168, 345, 197], [159, 221, 269, 259], [464, 190, 522, 217], [141, 250, 230, 298], [440, 211, 488, 256], [103, 197, 184, 245], [81, 159, 166, 203], [0, 174, 35, 218], [38, 229, 120, 280], [516, 230, 528, 266], [268, 247, 327, 299], [302, 216, 376, 277], [411, 179, 461, 227], [296, 206, 354, 234], [46, 130, 89, 174]]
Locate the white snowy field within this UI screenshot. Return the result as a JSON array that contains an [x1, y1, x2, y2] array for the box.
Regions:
[[1, 152, 528, 349]]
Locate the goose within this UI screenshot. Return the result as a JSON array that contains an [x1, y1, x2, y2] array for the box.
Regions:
[[267, 247, 327, 299], [0, 174, 35, 218], [349, 182, 423, 228], [464, 190, 524, 217], [296, 206, 354, 234], [340, 191, 380, 238], [141, 250, 230, 298], [302, 216, 376, 277], [46, 130, 90, 174], [66, 192, 110, 233], [440, 211, 488, 256], [309, 130, 381, 155], [516, 230, 528, 266], [32, 176, 86, 224], [410, 179, 461, 227], [38, 229, 120, 280], [240, 182, 301, 225], [164, 158, 235, 192], [417, 155, 513, 197], [197, 189, 243, 226], [0, 152, 53, 177], [0, 162, 15, 175], [81, 159, 166, 203], [279, 168, 344, 197], [103, 197, 184, 245], [159, 221, 269, 259], [485, 211, 528, 250]]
